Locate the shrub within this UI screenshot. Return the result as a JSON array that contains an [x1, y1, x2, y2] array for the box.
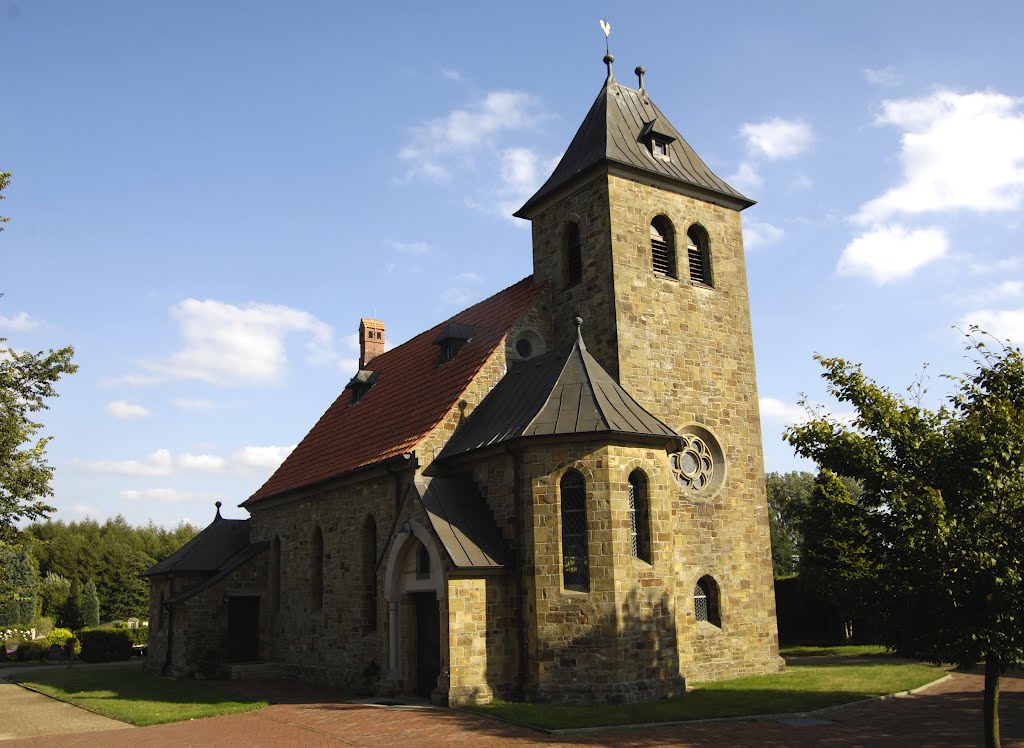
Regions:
[[1, 627, 34, 645], [78, 627, 133, 663], [128, 627, 149, 646], [34, 617, 55, 638], [43, 627, 79, 654], [15, 640, 48, 661]]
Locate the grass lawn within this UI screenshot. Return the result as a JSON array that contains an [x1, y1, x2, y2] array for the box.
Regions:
[[780, 644, 893, 658], [466, 657, 944, 730], [11, 665, 268, 726]]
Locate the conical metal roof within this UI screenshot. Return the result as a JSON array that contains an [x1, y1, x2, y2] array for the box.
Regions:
[[515, 66, 753, 218]]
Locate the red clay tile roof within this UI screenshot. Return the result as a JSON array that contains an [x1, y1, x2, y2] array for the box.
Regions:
[[243, 277, 541, 506]]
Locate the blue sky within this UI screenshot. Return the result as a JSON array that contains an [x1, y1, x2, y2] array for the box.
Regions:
[[3, 2, 1023, 527]]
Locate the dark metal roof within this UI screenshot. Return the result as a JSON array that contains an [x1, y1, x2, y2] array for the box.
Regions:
[[165, 541, 269, 605], [433, 323, 475, 344], [142, 506, 251, 577], [416, 477, 511, 569], [439, 323, 678, 459], [515, 71, 753, 218]]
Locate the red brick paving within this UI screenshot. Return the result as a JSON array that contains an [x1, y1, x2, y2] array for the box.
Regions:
[[3, 670, 1021, 747]]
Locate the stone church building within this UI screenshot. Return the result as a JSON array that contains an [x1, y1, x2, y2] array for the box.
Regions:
[[144, 54, 783, 705]]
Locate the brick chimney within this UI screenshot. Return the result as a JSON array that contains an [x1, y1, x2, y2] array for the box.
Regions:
[[359, 318, 385, 369]]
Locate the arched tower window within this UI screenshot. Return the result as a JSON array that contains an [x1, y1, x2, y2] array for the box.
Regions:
[[560, 469, 589, 591], [686, 224, 712, 286], [650, 216, 677, 278], [362, 516, 377, 635], [694, 575, 721, 627], [311, 526, 324, 611], [565, 221, 582, 287], [270, 536, 282, 612], [628, 470, 652, 564]]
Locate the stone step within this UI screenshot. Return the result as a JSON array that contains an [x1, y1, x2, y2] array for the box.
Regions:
[[221, 662, 284, 680]]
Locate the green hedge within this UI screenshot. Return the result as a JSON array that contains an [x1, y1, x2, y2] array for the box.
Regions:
[[127, 627, 148, 646], [78, 627, 133, 663], [14, 641, 50, 661]]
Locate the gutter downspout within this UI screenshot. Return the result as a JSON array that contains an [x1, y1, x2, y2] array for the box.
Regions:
[[506, 444, 528, 698]]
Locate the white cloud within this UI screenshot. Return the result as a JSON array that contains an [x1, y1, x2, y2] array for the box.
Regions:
[[792, 175, 814, 190], [863, 66, 900, 86], [744, 220, 784, 250], [80, 449, 174, 477], [107, 400, 149, 419], [440, 288, 477, 307], [399, 90, 547, 182], [759, 397, 808, 424], [854, 89, 1024, 223], [120, 488, 213, 504], [81, 445, 293, 478], [441, 69, 465, 82], [960, 280, 1024, 306], [960, 307, 1024, 342], [457, 272, 483, 283], [838, 224, 949, 284], [0, 311, 41, 331], [144, 299, 335, 386], [393, 241, 431, 254], [740, 118, 814, 160], [178, 453, 227, 472], [172, 398, 215, 410], [233, 445, 296, 470], [727, 161, 762, 193], [970, 256, 1022, 276], [69, 504, 103, 517]]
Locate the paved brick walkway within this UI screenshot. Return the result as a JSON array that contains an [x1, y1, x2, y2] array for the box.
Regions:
[[2, 669, 1021, 747]]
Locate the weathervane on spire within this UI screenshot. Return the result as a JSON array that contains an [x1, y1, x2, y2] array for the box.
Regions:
[[599, 18, 614, 79]]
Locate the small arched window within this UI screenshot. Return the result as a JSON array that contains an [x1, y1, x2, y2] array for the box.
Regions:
[[312, 526, 324, 611], [565, 222, 582, 287], [651, 216, 677, 278], [270, 536, 282, 612], [362, 517, 377, 634], [560, 470, 589, 591], [416, 542, 431, 579], [686, 225, 712, 286], [628, 470, 652, 564], [694, 575, 721, 627]]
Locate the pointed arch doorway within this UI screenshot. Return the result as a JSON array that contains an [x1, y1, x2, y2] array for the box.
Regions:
[[383, 521, 446, 700]]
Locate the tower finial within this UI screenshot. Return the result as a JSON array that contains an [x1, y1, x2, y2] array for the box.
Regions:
[[574, 316, 587, 351], [635, 65, 646, 90], [599, 19, 614, 80]]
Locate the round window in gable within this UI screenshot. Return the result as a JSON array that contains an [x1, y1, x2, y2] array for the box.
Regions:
[[512, 329, 545, 360], [670, 424, 726, 500]]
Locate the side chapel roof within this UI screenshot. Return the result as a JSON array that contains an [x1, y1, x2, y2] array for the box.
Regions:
[[515, 61, 753, 218], [245, 277, 541, 506], [439, 320, 678, 460], [142, 503, 252, 577]]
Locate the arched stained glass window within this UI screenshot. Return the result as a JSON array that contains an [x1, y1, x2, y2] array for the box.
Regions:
[[561, 470, 589, 591], [312, 526, 324, 611], [566, 222, 582, 287]]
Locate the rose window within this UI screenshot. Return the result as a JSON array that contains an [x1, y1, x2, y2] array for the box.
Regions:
[[670, 434, 716, 493]]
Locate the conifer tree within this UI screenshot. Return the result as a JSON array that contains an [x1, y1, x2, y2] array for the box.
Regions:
[[82, 578, 100, 627]]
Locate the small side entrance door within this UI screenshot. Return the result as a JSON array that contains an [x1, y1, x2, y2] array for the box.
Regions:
[[413, 592, 440, 697], [227, 596, 260, 662]]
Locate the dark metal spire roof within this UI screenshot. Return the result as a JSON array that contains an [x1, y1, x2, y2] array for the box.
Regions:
[[141, 503, 251, 577], [439, 319, 677, 459], [515, 64, 754, 218]]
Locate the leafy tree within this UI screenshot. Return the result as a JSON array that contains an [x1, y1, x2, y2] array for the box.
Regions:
[[0, 172, 9, 230], [61, 575, 83, 630], [765, 471, 815, 577], [0, 542, 39, 626], [795, 470, 878, 641], [785, 333, 1024, 748], [38, 571, 70, 619], [82, 578, 100, 627]]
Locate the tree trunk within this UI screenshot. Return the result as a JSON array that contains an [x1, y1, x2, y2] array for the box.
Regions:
[[984, 657, 1001, 748]]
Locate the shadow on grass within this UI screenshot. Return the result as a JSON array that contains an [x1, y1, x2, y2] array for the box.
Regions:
[[10, 666, 267, 726]]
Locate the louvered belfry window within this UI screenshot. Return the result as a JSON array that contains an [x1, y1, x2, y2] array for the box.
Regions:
[[650, 216, 677, 278], [566, 222, 582, 287], [560, 470, 589, 591], [687, 225, 712, 286]]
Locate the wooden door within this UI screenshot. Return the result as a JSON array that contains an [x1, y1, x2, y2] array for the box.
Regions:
[[414, 592, 440, 697], [227, 596, 260, 662]]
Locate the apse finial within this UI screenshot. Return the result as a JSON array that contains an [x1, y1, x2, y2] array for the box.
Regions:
[[635, 65, 646, 90], [215, 500, 222, 519], [574, 317, 586, 351]]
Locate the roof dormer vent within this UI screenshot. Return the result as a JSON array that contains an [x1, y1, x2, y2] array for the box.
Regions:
[[434, 323, 474, 364], [638, 119, 675, 161], [347, 369, 379, 404]]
